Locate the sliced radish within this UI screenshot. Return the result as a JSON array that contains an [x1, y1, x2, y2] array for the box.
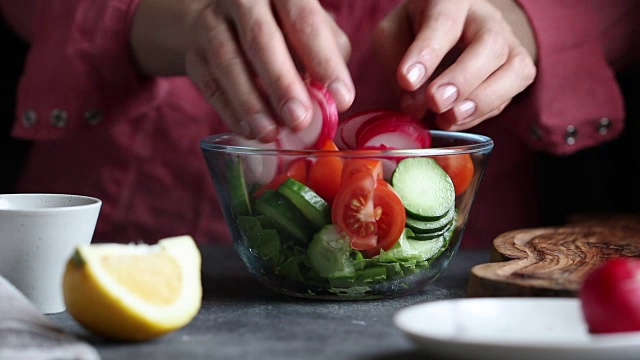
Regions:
[[276, 128, 306, 150], [279, 80, 338, 150], [307, 80, 339, 149], [229, 80, 338, 184], [337, 110, 394, 150], [356, 115, 431, 149], [357, 145, 400, 181], [230, 135, 282, 185]]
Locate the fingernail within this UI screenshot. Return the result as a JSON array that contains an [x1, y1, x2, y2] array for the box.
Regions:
[[456, 100, 477, 121], [250, 113, 277, 142], [283, 99, 310, 130], [435, 84, 458, 110], [328, 80, 353, 108], [405, 63, 426, 88]]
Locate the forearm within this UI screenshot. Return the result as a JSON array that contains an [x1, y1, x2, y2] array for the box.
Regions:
[[130, 0, 211, 76]]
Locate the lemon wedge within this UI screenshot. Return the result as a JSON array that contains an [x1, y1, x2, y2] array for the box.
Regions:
[[62, 235, 202, 342]]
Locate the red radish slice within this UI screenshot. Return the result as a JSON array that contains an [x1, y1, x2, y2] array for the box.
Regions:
[[279, 80, 338, 150], [357, 145, 401, 181], [352, 112, 401, 148], [276, 128, 306, 150], [230, 135, 282, 185], [357, 115, 431, 149], [229, 80, 337, 183], [337, 110, 395, 150], [307, 80, 339, 149]]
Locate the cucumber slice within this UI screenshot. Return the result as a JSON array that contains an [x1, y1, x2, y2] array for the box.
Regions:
[[255, 189, 313, 245], [391, 157, 455, 220], [407, 237, 445, 261], [405, 206, 455, 234], [408, 223, 452, 241], [277, 178, 330, 230], [228, 157, 252, 217], [307, 224, 356, 279]]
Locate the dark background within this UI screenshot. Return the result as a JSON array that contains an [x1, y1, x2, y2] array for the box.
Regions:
[[1, 17, 30, 194], [537, 70, 640, 225]]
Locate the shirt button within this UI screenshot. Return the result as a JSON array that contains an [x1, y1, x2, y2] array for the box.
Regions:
[[50, 109, 68, 128], [84, 109, 103, 125], [22, 110, 37, 127], [564, 125, 578, 145], [597, 117, 611, 135]]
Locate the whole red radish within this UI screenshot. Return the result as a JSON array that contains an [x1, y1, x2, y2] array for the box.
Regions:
[[580, 257, 640, 334]]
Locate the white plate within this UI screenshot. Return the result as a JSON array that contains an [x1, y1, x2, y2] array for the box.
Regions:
[[393, 298, 640, 360]]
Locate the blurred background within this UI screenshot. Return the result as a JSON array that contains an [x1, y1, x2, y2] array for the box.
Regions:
[[1, 18, 30, 194], [2, 15, 638, 225], [536, 70, 640, 225]]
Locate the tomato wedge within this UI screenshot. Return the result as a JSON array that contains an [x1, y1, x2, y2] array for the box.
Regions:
[[340, 159, 383, 184], [368, 179, 406, 256], [307, 139, 344, 205], [332, 172, 406, 255], [434, 154, 474, 196], [332, 172, 378, 250], [253, 158, 308, 198]]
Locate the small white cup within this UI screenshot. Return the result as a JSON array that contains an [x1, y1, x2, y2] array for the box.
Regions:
[[0, 193, 101, 314]]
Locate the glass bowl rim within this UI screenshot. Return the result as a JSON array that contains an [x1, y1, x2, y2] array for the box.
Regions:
[[200, 130, 494, 157]]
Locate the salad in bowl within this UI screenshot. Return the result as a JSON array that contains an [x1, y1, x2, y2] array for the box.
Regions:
[[201, 82, 493, 300]]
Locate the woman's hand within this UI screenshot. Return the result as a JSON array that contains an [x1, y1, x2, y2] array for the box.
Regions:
[[183, 0, 354, 142], [374, 0, 537, 131]]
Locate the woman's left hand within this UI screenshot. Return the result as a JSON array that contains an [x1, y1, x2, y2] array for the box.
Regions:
[[374, 0, 537, 130]]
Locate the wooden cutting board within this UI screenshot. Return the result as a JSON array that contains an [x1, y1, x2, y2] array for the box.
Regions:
[[466, 214, 640, 298]]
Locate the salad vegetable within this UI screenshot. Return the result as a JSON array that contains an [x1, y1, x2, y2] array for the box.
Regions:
[[227, 84, 470, 297], [307, 139, 343, 205], [580, 257, 640, 333], [434, 154, 475, 196]]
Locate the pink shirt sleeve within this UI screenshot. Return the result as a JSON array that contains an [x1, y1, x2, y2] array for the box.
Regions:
[[2, 0, 167, 141], [511, 0, 626, 155]]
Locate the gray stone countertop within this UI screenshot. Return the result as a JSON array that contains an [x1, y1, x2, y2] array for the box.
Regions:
[[48, 244, 491, 360]]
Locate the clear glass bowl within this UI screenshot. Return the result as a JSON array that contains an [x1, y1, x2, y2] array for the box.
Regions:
[[201, 131, 493, 300]]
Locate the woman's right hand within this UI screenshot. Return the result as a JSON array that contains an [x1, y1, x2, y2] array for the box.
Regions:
[[183, 0, 354, 142]]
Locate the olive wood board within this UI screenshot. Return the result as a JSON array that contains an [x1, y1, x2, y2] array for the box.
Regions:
[[466, 214, 640, 298]]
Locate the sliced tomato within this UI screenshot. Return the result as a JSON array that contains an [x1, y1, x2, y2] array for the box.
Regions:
[[340, 159, 383, 185], [253, 158, 308, 197], [367, 179, 406, 257], [307, 139, 344, 205], [332, 173, 406, 255], [434, 154, 474, 196], [332, 172, 378, 250]]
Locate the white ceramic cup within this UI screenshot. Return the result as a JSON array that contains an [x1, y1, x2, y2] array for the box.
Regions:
[[0, 193, 101, 314]]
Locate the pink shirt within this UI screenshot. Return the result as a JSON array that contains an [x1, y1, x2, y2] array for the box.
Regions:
[[0, 0, 628, 248]]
